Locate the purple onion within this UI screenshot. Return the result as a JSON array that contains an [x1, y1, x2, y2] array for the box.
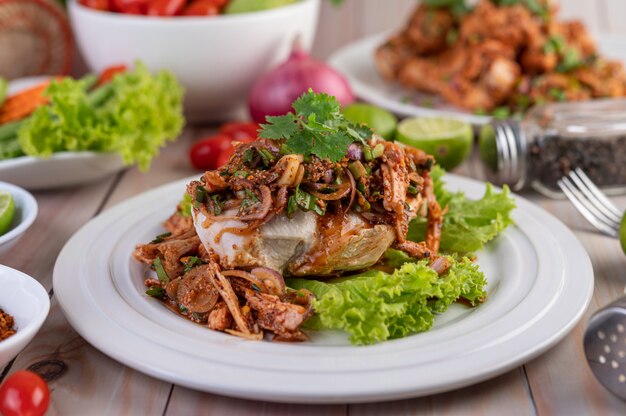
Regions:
[[347, 143, 363, 161]]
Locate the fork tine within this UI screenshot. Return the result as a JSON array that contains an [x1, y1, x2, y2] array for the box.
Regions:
[[557, 177, 620, 237], [572, 168, 623, 222], [568, 171, 623, 229]]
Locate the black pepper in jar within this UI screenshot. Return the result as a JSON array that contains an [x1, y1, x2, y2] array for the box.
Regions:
[[479, 99, 626, 197]]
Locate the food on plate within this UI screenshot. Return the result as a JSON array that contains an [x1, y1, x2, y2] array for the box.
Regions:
[[189, 122, 258, 171], [395, 117, 473, 170], [342, 103, 397, 141], [0, 370, 50, 416], [134, 91, 515, 344], [79, 0, 295, 16], [0, 62, 184, 171], [248, 39, 354, 123], [375, 0, 626, 115], [0, 191, 15, 236], [0, 308, 16, 341]]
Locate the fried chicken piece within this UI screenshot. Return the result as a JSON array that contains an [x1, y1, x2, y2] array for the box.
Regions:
[[244, 290, 310, 341], [375, 32, 416, 81], [207, 301, 233, 331], [133, 229, 201, 278], [406, 4, 455, 54]]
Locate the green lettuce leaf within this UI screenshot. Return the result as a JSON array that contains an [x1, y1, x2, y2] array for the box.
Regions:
[[407, 166, 516, 253], [18, 62, 184, 171], [287, 254, 486, 345]]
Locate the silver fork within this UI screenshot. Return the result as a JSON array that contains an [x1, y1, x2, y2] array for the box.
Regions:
[[556, 168, 623, 238]]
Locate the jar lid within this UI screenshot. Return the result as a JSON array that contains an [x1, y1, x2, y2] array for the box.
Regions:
[[478, 120, 528, 191], [0, 0, 73, 79]]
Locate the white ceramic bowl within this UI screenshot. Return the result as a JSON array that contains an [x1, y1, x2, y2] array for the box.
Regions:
[[0, 265, 50, 369], [0, 182, 38, 256], [68, 0, 320, 122]]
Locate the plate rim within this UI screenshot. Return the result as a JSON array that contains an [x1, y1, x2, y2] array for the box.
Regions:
[[53, 173, 594, 403]]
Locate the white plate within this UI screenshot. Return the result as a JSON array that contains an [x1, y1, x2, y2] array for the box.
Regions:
[[329, 32, 626, 125], [0, 77, 126, 190], [53, 174, 594, 403]]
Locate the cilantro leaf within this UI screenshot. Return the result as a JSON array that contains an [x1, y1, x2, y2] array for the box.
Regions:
[[258, 114, 299, 140], [258, 90, 372, 162], [292, 91, 341, 124]]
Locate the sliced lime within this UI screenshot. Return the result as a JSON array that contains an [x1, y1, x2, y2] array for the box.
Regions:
[[478, 124, 498, 172], [395, 117, 473, 170], [225, 0, 297, 14], [619, 212, 626, 254], [0, 191, 15, 236], [342, 104, 398, 140]]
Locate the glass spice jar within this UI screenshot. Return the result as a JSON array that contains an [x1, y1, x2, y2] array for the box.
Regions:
[[479, 99, 626, 198]]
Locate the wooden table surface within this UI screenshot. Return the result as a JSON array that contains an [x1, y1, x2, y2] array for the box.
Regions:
[[1, 127, 625, 416]]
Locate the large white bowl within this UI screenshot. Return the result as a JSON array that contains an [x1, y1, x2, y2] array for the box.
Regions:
[[0, 182, 38, 256], [0, 265, 50, 369], [68, 0, 320, 122]]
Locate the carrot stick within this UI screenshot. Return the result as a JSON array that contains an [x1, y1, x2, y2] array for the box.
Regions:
[[0, 81, 51, 124]]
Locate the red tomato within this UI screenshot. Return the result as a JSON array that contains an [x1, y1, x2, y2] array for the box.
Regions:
[[111, 0, 148, 14], [189, 134, 233, 171], [0, 371, 50, 416], [79, 0, 110, 11], [216, 136, 255, 168], [147, 0, 187, 16], [219, 122, 259, 141], [97, 64, 127, 86], [181, 1, 219, 16]]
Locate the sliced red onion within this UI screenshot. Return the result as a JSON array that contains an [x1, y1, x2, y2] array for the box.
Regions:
[[251, 267, 286, 296], [347, 143, 363, 161]]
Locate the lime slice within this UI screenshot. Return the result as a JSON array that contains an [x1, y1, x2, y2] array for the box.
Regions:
[[478, 124, 498, 172], [342, 104, 398, 140], [395, 117, 473, 170], [619, 212, 626, 254], [0, 191, 15, 236], [225, 0, 297, 14]]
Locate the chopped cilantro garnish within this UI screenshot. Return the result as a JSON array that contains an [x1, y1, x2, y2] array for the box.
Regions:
[[153, 257, 170, 284], [258, 148, 275, 165], [194, 186, 207, 208], [240, 189, 259, 210], [259, 90, 373, 163], [557, 48, 584, 73], [183, 256, 205, 273], [146, 286, 166, 299], [210, 194, 223, 215], [287, 194, 299, 218], [150, 232, 171, 244]]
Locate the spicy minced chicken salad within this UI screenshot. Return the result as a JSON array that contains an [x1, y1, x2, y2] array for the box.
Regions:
[[133, 91, 515, 345]]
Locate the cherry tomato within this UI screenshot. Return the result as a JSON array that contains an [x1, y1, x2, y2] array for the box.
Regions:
[[147, 0, 187, 16], [0, 371, 50, 416], [111, 0, 148, 14], [79, 0, 110, 11], [96, 64, 127, 86], [189, 134, 233, 171], [219, 122, 259, 141], [216, 136, 255, 168], [181, 1, 220, 16]]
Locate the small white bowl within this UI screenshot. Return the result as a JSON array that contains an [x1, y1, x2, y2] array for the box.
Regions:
[[0, 265, 50, 369], [68, 0, 320, 122], [0, 182, 38, 256]]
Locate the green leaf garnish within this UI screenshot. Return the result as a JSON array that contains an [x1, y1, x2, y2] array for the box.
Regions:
[[153, 257, 170, 284], [146, 286, 166, 299], [183, 256, 205, 273], [259, 90, 373, 163], [150, 232, 171, 244]]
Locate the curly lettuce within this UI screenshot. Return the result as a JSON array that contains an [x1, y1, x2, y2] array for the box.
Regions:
[[17, 62, 184, 171], [288, 253, 486, 345], [407, 166, 516, 253]]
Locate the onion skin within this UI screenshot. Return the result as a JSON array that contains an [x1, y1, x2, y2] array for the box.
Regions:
[[248, 46, 355, 123]]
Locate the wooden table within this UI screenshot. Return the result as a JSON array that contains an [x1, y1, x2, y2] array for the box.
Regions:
[[1, 127, 626, 415]]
